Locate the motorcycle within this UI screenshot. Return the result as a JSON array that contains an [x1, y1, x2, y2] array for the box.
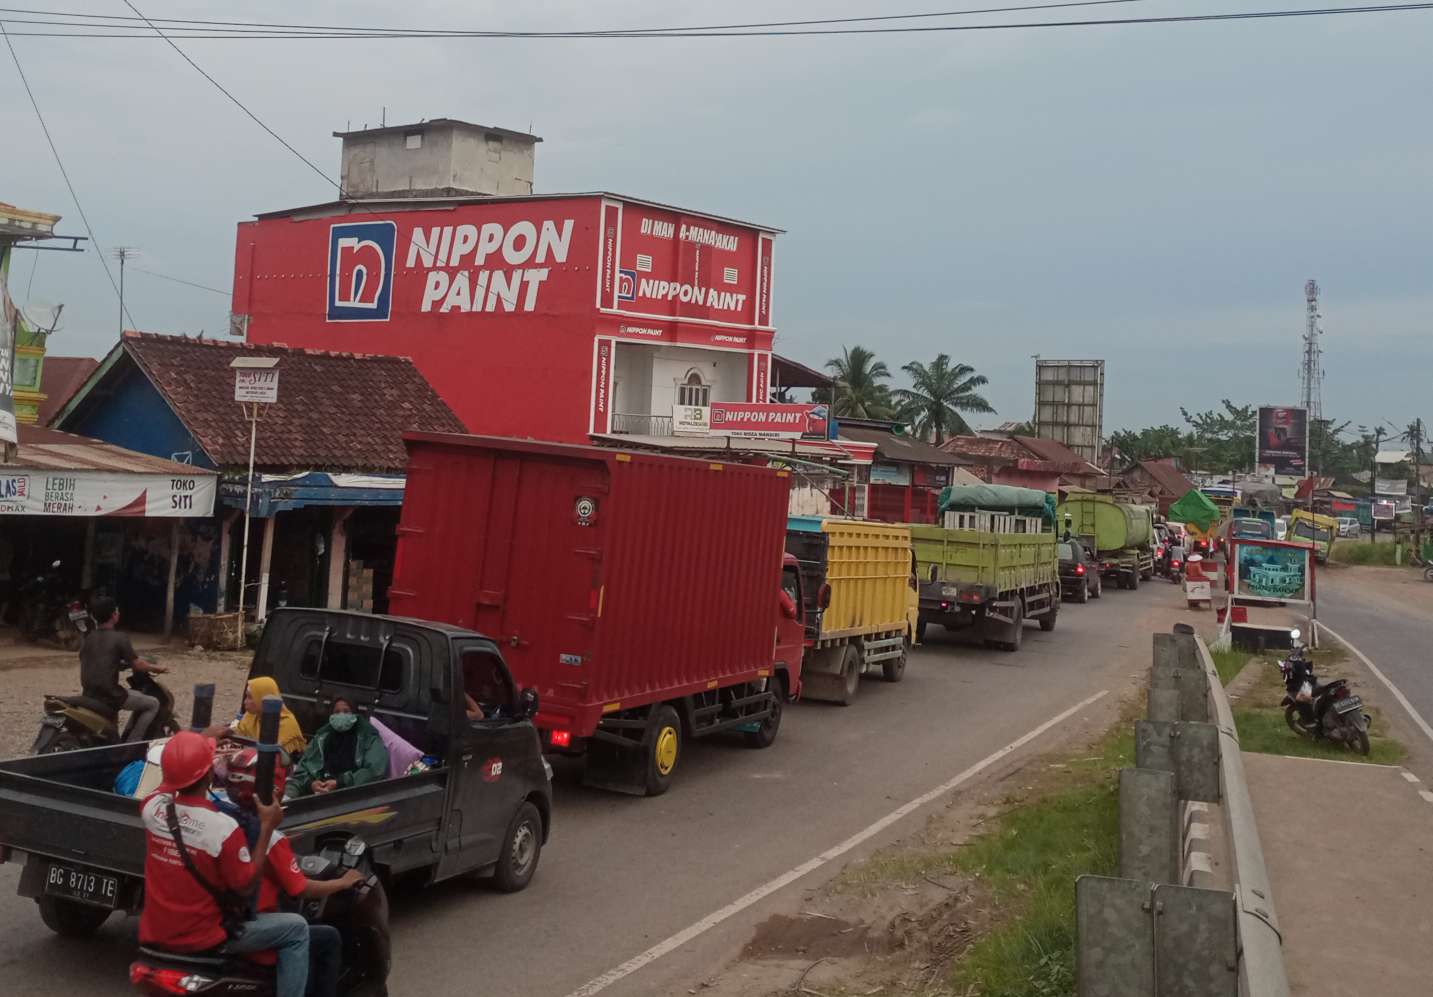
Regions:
[[31, 669, 180, 754], [1280, 629, 1372, 756], [17, 560, 87, 651], [1168, 552, 1184, 585], [129, 836, 391, 997]]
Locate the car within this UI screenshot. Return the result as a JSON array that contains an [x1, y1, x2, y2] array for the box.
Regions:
[[1337, 517, 1360, 538], [1274, 516, 1289, 541], [1058, 539, 1102, 603]]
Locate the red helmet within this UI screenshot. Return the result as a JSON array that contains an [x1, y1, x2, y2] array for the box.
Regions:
[[158, 732, 217, 793], [223, 746, 288, 806]]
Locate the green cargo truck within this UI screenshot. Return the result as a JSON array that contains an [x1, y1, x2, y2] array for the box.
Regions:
[[1057, 496, 1155, 590], [911, 486, 1060, 653]]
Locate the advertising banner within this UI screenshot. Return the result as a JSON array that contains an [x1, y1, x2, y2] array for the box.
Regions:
[[0, 470, 216, 517], [1233, 540, 1311, 603], [601, 201, 772, 329], [1256, 406, 1309, 476], [0, 253, 19, 445], [1375, 477, 1408, 497], [672, 404, 710, 436], [870, 463, 912, 486], [590, 339, 613, 435], [710, 402, 828, 440]]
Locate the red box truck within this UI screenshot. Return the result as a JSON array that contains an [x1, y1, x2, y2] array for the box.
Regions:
[[389, 433, 804, 795]]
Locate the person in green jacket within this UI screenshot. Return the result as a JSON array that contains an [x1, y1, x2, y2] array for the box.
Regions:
[[286, 698, 389, 799]]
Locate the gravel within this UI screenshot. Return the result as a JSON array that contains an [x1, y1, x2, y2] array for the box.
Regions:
[[0, 649, 254, 759]]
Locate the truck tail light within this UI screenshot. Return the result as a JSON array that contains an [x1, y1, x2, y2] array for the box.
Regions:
[[129, 963, 211, 995], [1075, 564, 1085, 576], [549, 730, 572, 749]]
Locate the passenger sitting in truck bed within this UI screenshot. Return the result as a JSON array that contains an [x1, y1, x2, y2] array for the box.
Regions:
[[227, 676, 308, 756], [285, 698, 389, 799]]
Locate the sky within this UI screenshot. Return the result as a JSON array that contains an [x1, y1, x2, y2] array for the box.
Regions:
[[2, 0, 1430, 435]]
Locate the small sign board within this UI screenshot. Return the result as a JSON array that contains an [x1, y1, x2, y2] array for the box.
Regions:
[[672, 404, 711, 436], [234, 369, 279, 404]]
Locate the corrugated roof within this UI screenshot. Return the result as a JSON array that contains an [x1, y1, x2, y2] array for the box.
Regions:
[[80, 333, 465, 473], [37, 356, 99, 426], [837, 423, 964, 466], [14, 425, 214, 475], [942, 435, 1027, 463], [1130, 459, 1196, 497]]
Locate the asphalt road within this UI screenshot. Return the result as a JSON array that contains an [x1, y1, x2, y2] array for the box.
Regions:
[[0, 580, 1190, 997], [1317, 569, 1433, 732]]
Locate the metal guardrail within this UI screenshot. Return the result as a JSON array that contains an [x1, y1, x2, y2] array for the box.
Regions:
[[1191, 632, 1290, 997], [1076, 630, 1290, 997]]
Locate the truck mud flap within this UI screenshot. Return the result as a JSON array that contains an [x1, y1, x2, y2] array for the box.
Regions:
[[861, 635, 905, 665]]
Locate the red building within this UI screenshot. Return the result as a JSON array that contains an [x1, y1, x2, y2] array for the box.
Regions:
[[232, 123, 779, 446]]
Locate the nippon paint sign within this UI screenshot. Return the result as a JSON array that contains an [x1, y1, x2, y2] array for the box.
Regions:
[[599, 201, 774, 328], [709, 403, 829, 440]]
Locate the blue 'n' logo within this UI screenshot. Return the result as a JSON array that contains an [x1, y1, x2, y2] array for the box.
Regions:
[[327, 221, 396, 322]]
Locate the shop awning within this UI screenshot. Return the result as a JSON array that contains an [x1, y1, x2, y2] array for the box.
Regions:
[[219, 470, 406, 515], [0, 426, 215, 517]]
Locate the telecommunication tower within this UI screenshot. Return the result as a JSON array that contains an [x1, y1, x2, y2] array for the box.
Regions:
[[1300, 279, 1323, 428]]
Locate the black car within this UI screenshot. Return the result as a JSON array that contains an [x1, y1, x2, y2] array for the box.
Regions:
[[1058, 540, 1102, 603]]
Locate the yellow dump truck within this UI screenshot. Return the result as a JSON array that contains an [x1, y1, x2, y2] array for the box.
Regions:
[[785, 517, 919, 705]]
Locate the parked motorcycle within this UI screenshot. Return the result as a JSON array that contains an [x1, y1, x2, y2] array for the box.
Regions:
[[1280, 629, 1371, 755], [129, 835, 391, 997], [17, 560, 87, 651], [31, 669, 180, 754]]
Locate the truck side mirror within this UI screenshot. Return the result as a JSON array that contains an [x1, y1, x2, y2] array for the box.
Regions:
[[518, 687, 540, 720], [816, 583, 832, 610]]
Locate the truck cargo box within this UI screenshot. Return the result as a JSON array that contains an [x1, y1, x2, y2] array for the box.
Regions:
[[390, 434, 798, 792], [1056, 496, 1153, 553]]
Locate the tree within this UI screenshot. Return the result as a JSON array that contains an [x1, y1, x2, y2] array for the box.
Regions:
[[824, 345, 894, 419], [1106, 425, 1191, 465], [891, 355, 995, 444], [1180, 400, 1256, 473]]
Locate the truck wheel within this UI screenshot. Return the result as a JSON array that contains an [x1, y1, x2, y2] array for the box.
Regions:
[[490, 801, 543, 893], [1128, 570, 1141, 591], [37, 896, 111, 937], [643, 705, 682, 796], [1002, 603, 1024, 652], [916, 620, 929, 643], [882, 640, 908, 683], [835, 645, 861, 706], [1040, 603, 1058, 632], [742, 683, 783, 748], [1091, 577, 1102, 599], [1076, 580, 1088, 604]]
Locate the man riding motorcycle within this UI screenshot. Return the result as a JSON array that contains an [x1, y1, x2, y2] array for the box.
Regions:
[[138, 732, 312, 997], [81, 596, 168, 742], [219, 747, 361, 997]]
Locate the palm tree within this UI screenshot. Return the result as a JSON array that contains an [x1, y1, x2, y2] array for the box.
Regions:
[[824, 345, 893, 419], [893, 354, 995, 444]]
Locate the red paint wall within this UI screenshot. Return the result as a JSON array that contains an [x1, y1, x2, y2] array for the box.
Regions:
[[234, 195, 777, 444]]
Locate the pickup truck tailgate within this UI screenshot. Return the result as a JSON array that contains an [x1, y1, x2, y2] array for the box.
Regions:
[[0, 748, 146, 876]]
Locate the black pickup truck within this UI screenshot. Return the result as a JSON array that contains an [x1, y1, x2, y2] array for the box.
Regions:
[[0, 608, 553, 937]]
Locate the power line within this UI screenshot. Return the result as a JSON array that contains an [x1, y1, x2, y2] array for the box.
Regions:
[[118, 0, 341, 193], [0, 2, 1431, 38], [132, 267, 230, 297], [0, 19, 136, 329], [0, 1, 1158, 37]]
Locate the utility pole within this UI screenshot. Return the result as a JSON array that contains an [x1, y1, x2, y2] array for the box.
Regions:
[[1370, 426, 1385, 541], [111, 246, 138, 335], [1300, 280, 1324, 474], [1411, 419, 1425, 558]]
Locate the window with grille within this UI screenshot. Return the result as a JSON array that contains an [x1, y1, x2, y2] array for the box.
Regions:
[[676, 370, 710, 408]]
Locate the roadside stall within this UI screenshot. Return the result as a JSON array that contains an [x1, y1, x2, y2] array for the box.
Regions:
[[0, 426, 216, 639]]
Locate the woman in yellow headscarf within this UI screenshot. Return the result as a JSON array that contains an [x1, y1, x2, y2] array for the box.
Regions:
[[230, 676, 307, 756]]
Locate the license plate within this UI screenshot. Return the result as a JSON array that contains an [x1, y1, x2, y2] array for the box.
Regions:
[[44, 863, 119, 909], [941, 587, 960, 598], [67, 610, 88, 621], [1334, 696, 1363, 715]]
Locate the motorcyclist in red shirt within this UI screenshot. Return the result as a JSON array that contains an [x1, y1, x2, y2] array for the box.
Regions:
[[221, 747, 362, 997], [138, 732, 311, 997]]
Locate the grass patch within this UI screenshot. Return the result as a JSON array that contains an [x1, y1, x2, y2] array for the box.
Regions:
[[1231, 655, 1407, 766], [1332, 542, 1402, 566], [1211, 647, 1250, 686], [941, 727, 1130, 997]]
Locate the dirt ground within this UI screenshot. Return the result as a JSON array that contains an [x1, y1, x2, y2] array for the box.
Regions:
[[1321, 561, 1433, 615], [0, 645, 253, 758]]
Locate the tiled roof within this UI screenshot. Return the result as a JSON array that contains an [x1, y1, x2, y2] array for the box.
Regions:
[[1131, 459, 1196, 497], [38, 356, 99, 426], [942, 435, 1027, 463], [1011, 435, 1092, 468], [121, 332, 465, 472], [836, 420, 965, 465]]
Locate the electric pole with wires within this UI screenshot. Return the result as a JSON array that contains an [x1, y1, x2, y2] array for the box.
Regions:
[[110, 246, 139, 334]]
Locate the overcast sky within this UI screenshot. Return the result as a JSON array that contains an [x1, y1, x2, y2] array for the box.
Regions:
[[3, 0, 1430, 434]]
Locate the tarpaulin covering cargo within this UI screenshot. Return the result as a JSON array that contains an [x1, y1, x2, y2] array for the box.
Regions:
[[1169, 489, 1221, 533], [937, 484, 1056, 524]]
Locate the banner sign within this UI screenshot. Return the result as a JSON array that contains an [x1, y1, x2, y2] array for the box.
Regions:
[[0, 252, 18, 445], [672, 404, 710, 436], [1256, 406, 1309, 476], [1233, 540, 1311, 604], [0, 471, 216, 517], [710, 402, 828, 440], [870, 463, 912, 486], [1374, 477, 1408, 497], [234, 369, 279, 403]]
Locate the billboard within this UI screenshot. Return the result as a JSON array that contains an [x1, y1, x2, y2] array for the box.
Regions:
[[710, 402, 828, 440], [0, 470, 215, 517], [1256, 406, 1309, 476], [598, 200, 774, 329], [1034, 360, 1104, 463], [1233, 540, 1311, 603]]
